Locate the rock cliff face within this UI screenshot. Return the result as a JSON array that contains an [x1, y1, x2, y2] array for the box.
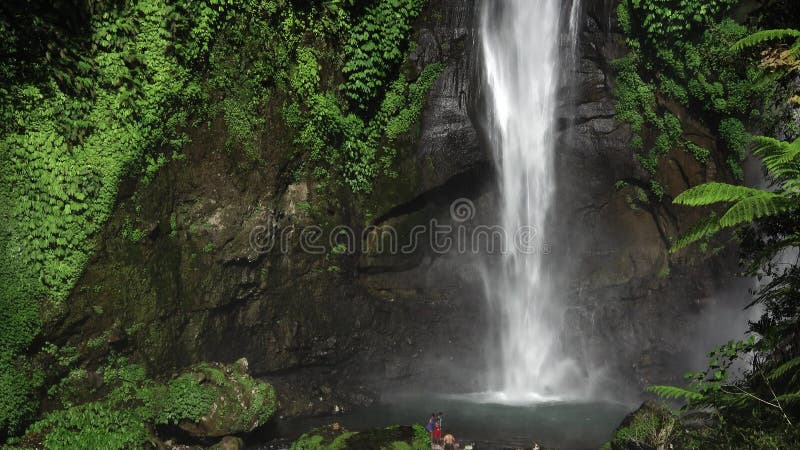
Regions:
[[51, 0, 745, 417], [555, 0, 745, 391]]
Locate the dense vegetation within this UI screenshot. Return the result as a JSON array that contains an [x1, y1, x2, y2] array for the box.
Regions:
[[614, 0, 774, 199], [8, 0, 800, 448], [611, 0, 800, 448], [291, 424, 431, 450], [0, 0, 438, 444]]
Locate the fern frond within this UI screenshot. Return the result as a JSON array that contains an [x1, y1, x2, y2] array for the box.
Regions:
[[673, 182, 765, 206], [757, 137, 800, 172], [718, 193, 791, 228], [768, 357, 800, 381], [671, 213, 721, 253], [752, 136, 790, 158], [732, 29, 800, 53], [775, 392, 800, 405], [781, 178, 800, 195], [647, 385, 703, 401]]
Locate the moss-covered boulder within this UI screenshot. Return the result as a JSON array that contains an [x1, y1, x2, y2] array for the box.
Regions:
[[18, 358, 274, 449], [167, 358, 276, 437], [209, 436, 246, 450], [604, 401, 683, 450], [291, 423, 430, 450]]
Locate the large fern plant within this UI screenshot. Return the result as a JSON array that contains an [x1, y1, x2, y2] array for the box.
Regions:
[[671, 136, 799, 251], [646, 25, 800, 447], [732, 29, 800, 53], [733, 28, 800, 74]]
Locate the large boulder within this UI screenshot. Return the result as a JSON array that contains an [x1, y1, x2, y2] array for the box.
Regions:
[[171, 358, 276, 438], [605, 401, 683, 450]]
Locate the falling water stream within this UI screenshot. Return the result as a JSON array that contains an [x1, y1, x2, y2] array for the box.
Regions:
[[254, 3, 635, 448], [479, 0, 586, 401]]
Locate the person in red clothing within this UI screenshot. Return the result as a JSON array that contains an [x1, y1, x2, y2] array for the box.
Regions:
[[432, 421, 443, 444]]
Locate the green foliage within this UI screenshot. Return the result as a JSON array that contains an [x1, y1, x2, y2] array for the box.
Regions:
[[623, 0, 738, 45], [292, 425, 429, 450], [719, 117, 749, 179], [21, 357, 275, 448], [0, 1, 237, 434], [27, 401, 150, 450], [1, 0, 435, 437], [121, 219, 146, 243], [647, 385, 703, 401], [409, 424, 431, 450], [732, 29, 800, 53], [609, 401, 681, 450], [651, 24, 800, 438], [671, 130, 800, 251], [143, 374, 215, 425], [0, 230, 43, 435], [203, 0, 437, 192], [674, 182, 773, 206], [342, 0, 426, 110], [614, 1, 774, 187]]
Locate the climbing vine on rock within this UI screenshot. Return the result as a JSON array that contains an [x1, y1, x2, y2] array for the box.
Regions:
[[614, 0, 774, 199], [0, 0, 440, 438]]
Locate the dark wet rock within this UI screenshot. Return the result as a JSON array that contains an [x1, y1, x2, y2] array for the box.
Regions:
[[209, 436, 245, 450], [414, 0, 486, 191], [49, 0, 746, 419], [48, 0, 488, 420], [551, 0, 743, 394], [576, 100, 617, 123]]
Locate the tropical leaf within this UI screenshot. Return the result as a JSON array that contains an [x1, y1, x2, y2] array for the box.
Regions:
[[647, 385, 704, 401], [754, 136, 800, 173], [673, 182, 765, 206], [731, 29, 800, 53], [768, 357, 800, 381], [671, 213, 721, 253], [751, 136, 789, 157], [775, 391, 800, 405], [718, 193, 792, 228]]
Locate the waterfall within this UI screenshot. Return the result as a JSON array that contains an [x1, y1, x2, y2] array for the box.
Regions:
[[479, 0, 584, 401]]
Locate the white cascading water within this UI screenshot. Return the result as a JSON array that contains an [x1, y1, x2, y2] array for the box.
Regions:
[[480, 0, 585, 401]]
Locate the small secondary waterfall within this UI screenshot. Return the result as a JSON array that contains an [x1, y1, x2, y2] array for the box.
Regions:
[[480, 0, 584, 400]]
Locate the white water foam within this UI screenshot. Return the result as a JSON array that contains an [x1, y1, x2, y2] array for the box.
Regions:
[[479, 0, 586, 401]]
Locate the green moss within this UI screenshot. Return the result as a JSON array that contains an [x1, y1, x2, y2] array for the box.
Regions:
[[144, 374, 216, 425], [21, 358, 275, 447], [609, 402, 681, 450], [0, 0, 232, 434], [2, 0, 439, 437], [292, 425, 430, 450], [719, 117, 750, 179]]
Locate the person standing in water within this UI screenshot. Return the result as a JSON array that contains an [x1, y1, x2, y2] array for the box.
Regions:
[[425, 413, 436, 440], [432, 421, 443, 444], [443, 433, 456, 450]]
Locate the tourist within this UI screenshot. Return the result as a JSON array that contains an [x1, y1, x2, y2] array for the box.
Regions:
[[443, 433, 456, 450], [433, 421, 443, 444], [437, 411, 444, 430], [426, 413, 436, 438]]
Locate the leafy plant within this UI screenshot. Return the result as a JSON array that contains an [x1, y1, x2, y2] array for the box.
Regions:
[[614, 1, 773, 188], [671, 134, 800, 251]]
